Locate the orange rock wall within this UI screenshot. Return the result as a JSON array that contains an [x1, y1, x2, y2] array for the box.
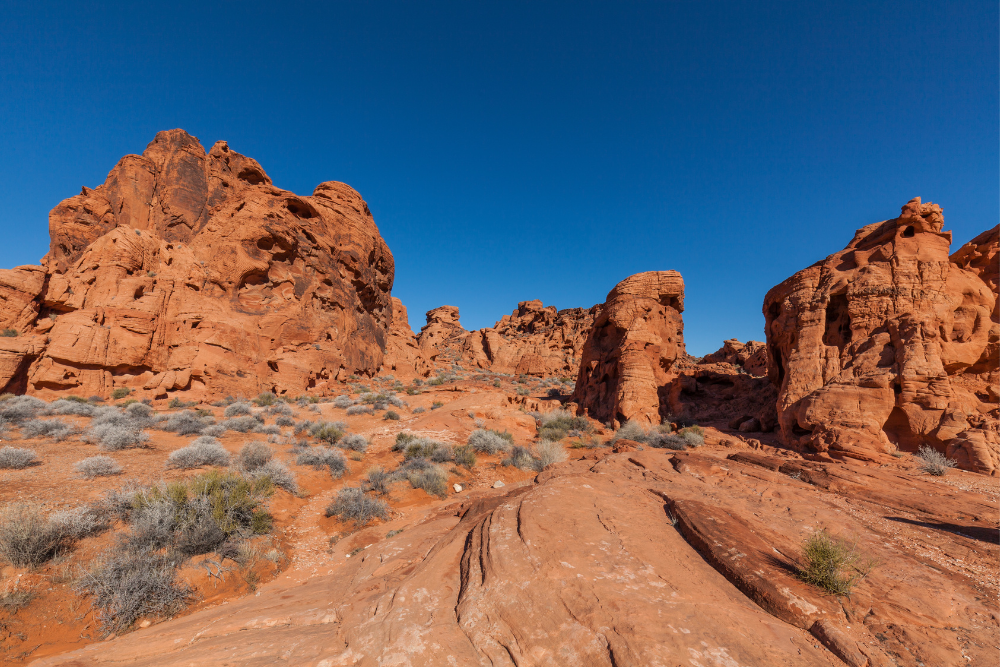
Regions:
[[571, 271, 685, 425], [763, 199, 999, 473], [0, 130, 395, 399]]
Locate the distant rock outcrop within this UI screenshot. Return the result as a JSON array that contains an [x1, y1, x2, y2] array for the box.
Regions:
[[382, 297, 431, 378], [763, 199, 999, 473], [701, 338, 768, 377], [0, 129, 395, 399], [571, 271, 685, 425]]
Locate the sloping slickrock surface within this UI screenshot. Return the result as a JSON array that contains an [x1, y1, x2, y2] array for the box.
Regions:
[[0, 129, 394, 399], [763, 198, 999, 473], [572, 271, 685, 425], [31, 448, 998, 666]]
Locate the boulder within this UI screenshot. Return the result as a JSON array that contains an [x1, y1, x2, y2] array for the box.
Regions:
[[571, 271, 685, 426], [0, 129, 395, 399], [763, 198, 998, 473]]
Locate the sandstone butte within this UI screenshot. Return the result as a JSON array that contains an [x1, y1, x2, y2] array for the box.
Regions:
[[0, 129, 395, 400], [763, 198, 999, 474], [0, 133, 997, 667]]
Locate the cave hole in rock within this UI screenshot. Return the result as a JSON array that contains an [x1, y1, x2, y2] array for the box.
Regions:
[[791, 422, 812, 437], [240, 269, 270, 289], [133, 286, 144, 299], [285, 199, 317, 219], [237, 167, 266, 185], [902, 225, 916, 238], [822, 293, 852, 349]]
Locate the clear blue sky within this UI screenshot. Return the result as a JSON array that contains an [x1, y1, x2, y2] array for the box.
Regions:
[[1, 1, 996, 355]]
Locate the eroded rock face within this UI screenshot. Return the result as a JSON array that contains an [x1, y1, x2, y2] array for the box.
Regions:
[[764, 199, 999, 473], [0, 129, 395, 399], [382, 297, 431, 378], [459, 300, 599, 377], [701, 338, 768, 376], [571, 271, 685, 425]]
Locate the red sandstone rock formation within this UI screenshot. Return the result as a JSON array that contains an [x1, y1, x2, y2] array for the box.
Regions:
[[764, 199, 999, 473], [0, 130, 395, 399], [459, 299, 599, 377], [398, 300, 599, 378], [701, 338, 768, 376], [571, 271, 685, 425], [382, 297, 431, 378]]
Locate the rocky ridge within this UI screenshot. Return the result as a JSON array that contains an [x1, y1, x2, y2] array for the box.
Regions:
[[0, 130, 395, 399]]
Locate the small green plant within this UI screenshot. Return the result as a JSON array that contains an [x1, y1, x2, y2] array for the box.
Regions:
[[516, 386, 529, 396], [383, 410, 400, 421], [1, 329, 18, 337], [493, 379, 501, 388], [253, 392, 278, 407], [385, 529, 403, 538], [454, 445, 476, 468], [314, 422, 345, 445], [799, 530, 876, 596], [111, 387, 131, 400], [431, 401, 444, 410]]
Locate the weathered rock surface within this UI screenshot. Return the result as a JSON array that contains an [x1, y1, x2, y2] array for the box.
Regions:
[[0, 129, 395, 399], [382, 297, 431, 378], [764, 198, 999, 473], [701, 338, 768, 376], [394, 300, 599, 378], [571, 271, 685, 425], [459, 299, 599, 376], [31, 448, 999, 666]]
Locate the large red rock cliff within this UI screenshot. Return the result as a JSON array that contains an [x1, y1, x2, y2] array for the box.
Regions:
[[763, 199, 999, 473], [0, 130, 395, 399]]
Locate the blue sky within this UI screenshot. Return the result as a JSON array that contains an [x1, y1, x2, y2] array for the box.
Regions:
[[1, 1, 995, 355]]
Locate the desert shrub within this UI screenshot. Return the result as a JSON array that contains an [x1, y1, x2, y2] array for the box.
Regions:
[[236, 441, 272, 471], [51, 506, 108, 540], [405, 465, 448, 497], [255, 424, 281, 436], [46, 398, 96, 417], [312, 421, 345, 445], [536, 440, 567, 468], [161, 410, 208, 435], [111, 387, 131, 400], [333, 395, 355, 408], [648, 432, 688, 450], [431, 401, 444, 410], [83, 412, 150, 450], [253, 392, 278, 407], [0, 328, 17, 337], [167, 397, 194, 409], [264, 402, 293, 417], [406, 387, 420, 395], [516, 386, 529, 396], [0, 395, 47, 423], [427, 377, 443, 386], [546, 388, 561, 397], [362, 467, 391, 494], [611, 420, 649, 443], [293, 419, 314, 435], [218, 416, 259, 433], [248, 459, 297, 493], [77, 545, 193, 634], [678, 427, 705, 447], [468, 428, 514, 455], [346, 405, 373, 416], [917, 445, 956, 476], [201, 424, 226, 437], [401, 437, 450, 462], [394, 432, 417, 450], [0, 446, 38, 469], [275, 415, 295, 427], [454, 445, 476, 468], [75, 455, 123, 478], [223, 402, 254, 418], [167, 436, 230, 469], [296, 447, 347, 478], [340, 433, 369, 453], [325, 488, 388, 527], [536, 410, 590, 441], [383, 410, 400, 421], [502, 446, 537, 470], [799, 530, 876, 596], [413, 407, 426, 414], [0, 503, 72, 566]]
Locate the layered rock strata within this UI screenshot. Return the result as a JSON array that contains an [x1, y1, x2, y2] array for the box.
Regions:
[[0, 129, 395, 399], [763, 199, 999, 473], [571, 271, 685, 425]]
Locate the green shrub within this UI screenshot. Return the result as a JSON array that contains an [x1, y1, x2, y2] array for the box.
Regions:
[[384, 410, 400, 421], [516, 386, 529, 396], [313, 422, 345, 445], [454, 445, 476, 468], [325, 488, 388, 527], [431, 401, 444, 410], [253, 392, 278, 407], [0, 503, 68, 566], [406, 466, 448, 497], [361, 467, 391, 494], [0, 329, 17, 337], [799, 530, 876, 596], [111, 387, 131, 400]]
